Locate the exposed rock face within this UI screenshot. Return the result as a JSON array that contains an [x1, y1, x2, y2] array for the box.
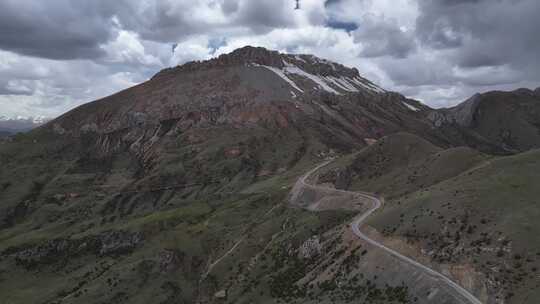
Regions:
[[214, 289, 227, 299], [3, 230, 143, 269], [298, 235, 322, 259], [47, 46, 389, 140], [158, 249, 183, 273], [154, 46, 364, 81], [38, 46, 460, 169], [429, 88, 540, 153], [317, 167, 352, 190], [52, 123, 66, 135], [430, 94, 482, 128], [99, 230, 144, 255]]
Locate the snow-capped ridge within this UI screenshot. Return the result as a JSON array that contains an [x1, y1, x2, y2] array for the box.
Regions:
[[254, 57, 384, 95], [153, 46, 386, 96]]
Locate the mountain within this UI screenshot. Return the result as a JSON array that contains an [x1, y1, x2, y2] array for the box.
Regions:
[[428, 88, 540, 154], [0, 115, 49, 137], [318, 132, 487, 198], [0, 46, 539, 304], [45, 46, 445, 153]]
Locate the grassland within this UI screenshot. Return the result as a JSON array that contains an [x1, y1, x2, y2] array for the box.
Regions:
[[316, 132, 540, 303], [0, 123, 371, 304]]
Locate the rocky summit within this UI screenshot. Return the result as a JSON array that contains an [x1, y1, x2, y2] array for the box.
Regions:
[[1, 47, 540, 304], [51, 46, 407, 138]]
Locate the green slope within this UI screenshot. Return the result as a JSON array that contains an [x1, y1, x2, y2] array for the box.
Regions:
[[368, 149, 540, 304], [317, 133, 540, 303], [318, 132, 487, 198]]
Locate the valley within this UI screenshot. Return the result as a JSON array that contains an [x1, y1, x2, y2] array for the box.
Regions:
[[0, 47, 539, 304]]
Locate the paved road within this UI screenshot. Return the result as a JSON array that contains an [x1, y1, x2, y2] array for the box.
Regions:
[[296, 161, 483, 304]]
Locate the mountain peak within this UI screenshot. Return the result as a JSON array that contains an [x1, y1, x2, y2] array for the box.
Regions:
[[218, 45, 283, 66], [216, 46, 363, 78], [153, 46, 384, 95], [47, 46, 393, 139]]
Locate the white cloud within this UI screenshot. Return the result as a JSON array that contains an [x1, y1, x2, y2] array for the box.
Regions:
[[169, 36, 215, 66], [102, 30, 162, 66], [0, 50, 144, 118]]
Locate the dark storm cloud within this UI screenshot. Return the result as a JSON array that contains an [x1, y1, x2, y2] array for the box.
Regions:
[[232, 0, 297, 34], [2, 0, 540, 117], [353, 16, 416, 59], [366, 0, 540, 106], [416, 0, 540, 72], [416, 1, 475, 49], [114, 0, 297, 43], [0, 0, 121, 60], [221, 0, 240, 15], [114, 1, 214, 43], [0, 0, 298, 60], [0, 0, 207, 57], [0, 84, 32, 96]]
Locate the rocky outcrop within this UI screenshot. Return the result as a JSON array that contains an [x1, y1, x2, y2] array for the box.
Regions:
[[317, 167, 352, 190], [428, 93, 481, 128], [44, 46, 394, 142], [298, 235, 322, 259], [3, 230, 143, 269], [158, 249, 183, 273], [214, 289, 227, 299], [99, 230, 143, 255], [154, 46, 362, 80], [427, 88, 540, 153]]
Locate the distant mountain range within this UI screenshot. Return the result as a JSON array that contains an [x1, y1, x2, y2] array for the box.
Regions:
[[0, 115, 49, 137]]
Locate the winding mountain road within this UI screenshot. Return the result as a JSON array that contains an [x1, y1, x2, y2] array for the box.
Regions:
[[295, 161, 483, 304]]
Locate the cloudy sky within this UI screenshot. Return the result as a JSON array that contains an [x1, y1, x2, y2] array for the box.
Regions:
[[1, 0, 539, 118]]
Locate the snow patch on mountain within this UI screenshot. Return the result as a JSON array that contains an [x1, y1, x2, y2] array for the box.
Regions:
[[160, 46, 387, 97], [282, 61, 341, 95], [256, 63, 304, 93], [294, 55, 306, 63], [325, 76, 360, 92], [349, 77, 385, 94], [403, 102, 420, 112]]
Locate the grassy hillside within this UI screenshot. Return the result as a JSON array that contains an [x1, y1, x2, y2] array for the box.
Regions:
[[2, 48, 539, 303], [367, 149, 540, 303], [2, 120, 418, 303], [433, 88, 540, 153], [318, 132, 487, 198], [315, 133, 540, 303]]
